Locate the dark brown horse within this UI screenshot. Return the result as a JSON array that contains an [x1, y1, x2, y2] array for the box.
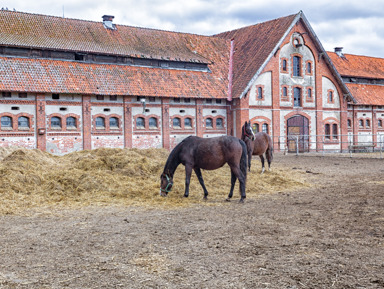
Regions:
[[241, 121, 273, 173], [160, 135, 248, 202]]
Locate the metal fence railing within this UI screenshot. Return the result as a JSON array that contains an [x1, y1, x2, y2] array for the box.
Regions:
[[273, 133, 384, 158]]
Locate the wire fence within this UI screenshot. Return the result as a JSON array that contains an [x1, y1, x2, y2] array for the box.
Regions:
[[274, 133, 384, 159]]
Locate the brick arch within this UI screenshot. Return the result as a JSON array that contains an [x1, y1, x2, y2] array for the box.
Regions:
[[203, 115, 226, 131], [0, 112, 16, 130], [284, 112, 312, 152], [249, 116, 271, 134], [15, 112, 35, 132]]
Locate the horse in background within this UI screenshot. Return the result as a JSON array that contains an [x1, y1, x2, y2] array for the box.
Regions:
[[241, 121, 273, 173], [160, 135, 248, 202]]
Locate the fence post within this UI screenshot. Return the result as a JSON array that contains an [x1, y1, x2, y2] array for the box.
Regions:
[[295, 135, 299, 156]]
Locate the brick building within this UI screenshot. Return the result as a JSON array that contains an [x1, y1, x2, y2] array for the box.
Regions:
[[0, 10, 382, 154]]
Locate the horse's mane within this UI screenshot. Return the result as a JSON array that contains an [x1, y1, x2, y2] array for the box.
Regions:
[[163, 136, 191, 175]]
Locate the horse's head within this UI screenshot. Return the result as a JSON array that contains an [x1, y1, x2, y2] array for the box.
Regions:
[[243, 121, 255, 141], [160, 172, 173, 196]]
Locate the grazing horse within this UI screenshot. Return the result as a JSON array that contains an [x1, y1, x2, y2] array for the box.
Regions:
[[160, 135, 248, 202], [241, 121, 273, 173]]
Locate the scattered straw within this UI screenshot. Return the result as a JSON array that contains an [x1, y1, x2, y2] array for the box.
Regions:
[[0, 148, 308, 215]]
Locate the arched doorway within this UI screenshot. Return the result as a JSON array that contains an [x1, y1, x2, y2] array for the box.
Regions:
[[287, 115, 309, 152]]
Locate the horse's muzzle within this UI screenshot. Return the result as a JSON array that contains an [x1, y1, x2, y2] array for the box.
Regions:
[[159, 190, 168, 197]]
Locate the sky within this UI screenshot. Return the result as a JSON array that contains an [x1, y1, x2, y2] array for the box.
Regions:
[[2, 0, 384, 58]]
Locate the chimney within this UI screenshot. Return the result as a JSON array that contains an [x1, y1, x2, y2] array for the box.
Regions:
[[102, 15, 116, 30], [334, 47, 344, 57]]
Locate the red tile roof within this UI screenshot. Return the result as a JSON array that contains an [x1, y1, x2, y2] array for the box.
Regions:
[[328, 52, 384, 79], [0, 56, 228, 98], [346, 83, 384, 105], [215, 14, 297, 99], [0, 10, 226, 64]]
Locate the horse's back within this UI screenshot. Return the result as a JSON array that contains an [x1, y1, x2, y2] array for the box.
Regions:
[[252, 132, 271, 155]]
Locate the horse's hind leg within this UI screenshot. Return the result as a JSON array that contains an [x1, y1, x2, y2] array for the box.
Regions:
[[194, 168, 209, 199], [266, 151, 272, 171], [184, 165, 193, 197], [226, 170, 237, 201], [259, 155, 265, 174]]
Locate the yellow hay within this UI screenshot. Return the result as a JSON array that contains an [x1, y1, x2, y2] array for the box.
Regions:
[[0, 148, 308, 215]]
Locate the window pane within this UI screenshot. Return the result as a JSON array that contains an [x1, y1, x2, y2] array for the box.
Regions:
[[184, 118, 192, 128], [307, 88, 312, 98], [307, 62, 311, 73], [96, 117, 105, 127], [262, 123, 268, 134], [51, 117, 61, 128], [325, 124, 330, 139], [329, 91, 333, 102], [110, 117, 118, 128], [136, 117, 144, 128], [283, 87, 287, 97], [18, 116, 29, 128], [294, 87, 301, 107], [282, 59, 287, 71], [173, 117, 181, 127], [332, 124, 338, 139], [66, 116, 76, 127], [257, 87, 263, 99], [293, 56, 301, 76], [1, 116, 12, 127], [149, 117, 157, 128], [216, 118, 223, 128], [206, 118, 213, 128], [366, 119, 370, 127], [252, 123, 259, 133]]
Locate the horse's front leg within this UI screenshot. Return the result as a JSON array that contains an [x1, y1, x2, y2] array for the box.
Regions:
[[194, 168, 209, 200], [226, 171, 237, 201], [184, 164, 193, 198]]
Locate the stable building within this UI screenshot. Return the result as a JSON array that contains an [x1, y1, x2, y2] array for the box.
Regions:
[[0, 10, 380, 154]]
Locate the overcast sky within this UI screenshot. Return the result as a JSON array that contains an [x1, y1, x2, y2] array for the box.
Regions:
[[2, 0, 384, 58]]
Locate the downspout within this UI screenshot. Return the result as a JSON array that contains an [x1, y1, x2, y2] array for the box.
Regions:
[[227, 39, 234, 101]]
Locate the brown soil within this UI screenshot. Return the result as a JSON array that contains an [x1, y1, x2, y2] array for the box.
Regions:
[[0, 153, 383, 288]]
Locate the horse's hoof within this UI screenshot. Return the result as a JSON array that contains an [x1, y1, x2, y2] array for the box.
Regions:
[[239, 199, 245, 203], [184, 194, 189, 198], [225, 198, 231, 202]]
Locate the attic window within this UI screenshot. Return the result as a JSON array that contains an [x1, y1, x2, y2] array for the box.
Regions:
[[75, 53, 85, 61], [52, 94, 60, 99]]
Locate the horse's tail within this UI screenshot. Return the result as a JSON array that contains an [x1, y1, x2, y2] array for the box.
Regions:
[[266, 133, 274, 162], [239, 139, 248, 181]]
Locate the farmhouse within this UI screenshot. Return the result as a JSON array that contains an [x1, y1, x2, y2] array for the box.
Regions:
[[0, 9, 382, 154]]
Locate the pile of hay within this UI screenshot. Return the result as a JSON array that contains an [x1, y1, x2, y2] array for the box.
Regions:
[[0, 148, 308, 215]]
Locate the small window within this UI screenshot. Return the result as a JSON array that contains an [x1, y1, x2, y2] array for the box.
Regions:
[[294, 87, 302, 107], [173, 98, 180, 103], [216, 118, 223, 128], [149, 117, 157, 128], [307, 88, 312, 99], [66, 116, 77, 128], [96, 95, 104, 101], [332, 124, 338, 139], [11, 106, 20, 110], [205, 118, 213, 128], [325, 124, 330, 139], [52, 94, 60, 99], [1, 116, 12, 128], [75, 53, 84, 61], [136, 117, 145, 128], [184, 98, 191, 103], [359, 119, 364, 127], [252, 123, 259, 133], [110, 95, 117, 101], [293, 56, 301, 77], [18, 116, 29, 128], [51, 116, 61, 128], [257, 87, 263, 100], [2, 92, 11, 98], [282, 59, 287, 71], [59, 107, 67, 111], [348, 119, 352, 128], [262, 123, 268, 134], [328, 91, 333, 103], [378, 119, 383, 128], [95, 117, 105, 128], [216, 99, 222, 104], [283, 87, 288, 97], [110, 117, 119, 128], [206, 99, 212, 104], [19, 93, 27, 98], [366, 119, 370, 128], [173, 117, 181, 128], [306, 62, 312, 74], [184, 117, 192, 128], [149, 97, 156, 102]]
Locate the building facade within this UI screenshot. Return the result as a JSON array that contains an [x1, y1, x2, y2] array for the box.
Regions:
[[0, 10, 383, 154]]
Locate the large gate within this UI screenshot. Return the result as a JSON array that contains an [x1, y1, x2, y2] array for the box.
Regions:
[[287, 115, 309, 152]]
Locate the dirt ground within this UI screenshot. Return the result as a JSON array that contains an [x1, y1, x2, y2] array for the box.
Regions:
[[0, 153, 383, 289]]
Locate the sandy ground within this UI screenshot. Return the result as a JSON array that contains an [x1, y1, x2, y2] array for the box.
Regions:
[[0, 153, 383, 289]]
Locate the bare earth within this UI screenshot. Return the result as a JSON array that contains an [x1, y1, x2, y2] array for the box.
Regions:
[[0, 154, 383, 289]]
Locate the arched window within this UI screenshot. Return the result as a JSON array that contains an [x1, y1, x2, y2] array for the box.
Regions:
[[257, 87, 263, 100], [325, 124, 330, 139], [366, 119, 370, 128], [66, 116, 76, 128], [184, 117, 192, 128], [136, 117, 145, 128], [359, 119, 364, 127], [379, 119, 383, 128], [149, 117, 157, 128], [109, 117, 119, 128], [216, 118, 223, 128], [18, 116, 30, 128], [294, 87, 302, 107], [348, 119, 352, 128], [332, 124, 338, 139], [262, 123, 268, 134], [283, 87, 288, 98], [205, 118, 213, 128], [328, 91, 333, 103], [306, 62, 312, 74], [307, 88, 312, 99], [173, 117, 181, 128], [95, 117, 105, 128], [51, 116, 61, 128], [293, 56, 301, 77], [252, 123, 259, 133], [1, 116, 12, 128]]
